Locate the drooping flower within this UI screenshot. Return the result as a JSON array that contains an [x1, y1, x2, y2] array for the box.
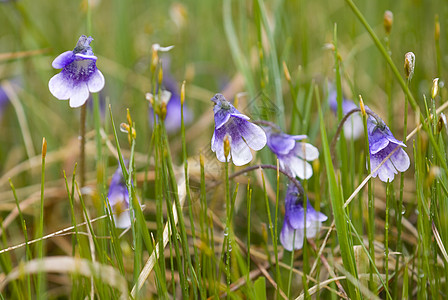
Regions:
[[328, 85, 363, 140], [107, 166, 131, 228], [211, 93, 266, 166], [280, 183, 327, 251], [264, 125, 319, 180], [148, 73, 193, 133], [367, 114, 410, 182], [49, 35, 105, 108]]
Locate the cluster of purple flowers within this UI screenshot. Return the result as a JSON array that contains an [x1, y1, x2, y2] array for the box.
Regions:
[[48, 36, 411, 250], [210, 93, 325, 250]]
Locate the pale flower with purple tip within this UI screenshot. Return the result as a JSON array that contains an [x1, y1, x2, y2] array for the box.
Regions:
[[107, 167, 131, 228], [49, 35, 105, 108], [280, 184, 327, 251], [264, 125, 319, 180], [367, 114, 410, 182], [211, 93, 266, 166]]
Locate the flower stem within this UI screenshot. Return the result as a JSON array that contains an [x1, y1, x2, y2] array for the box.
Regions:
[[361, 100, 376, 293], [80, 104, 87, 188]]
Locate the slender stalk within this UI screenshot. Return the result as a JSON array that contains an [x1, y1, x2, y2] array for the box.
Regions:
[[36, 138, 47, 298], [360, 98, 376, 292], [225, 157, 231, 299], [385, 181, 391, 290], [79, 104, 87, 188]]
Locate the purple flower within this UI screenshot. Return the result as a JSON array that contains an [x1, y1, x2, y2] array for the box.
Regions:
[[367, 115, 410, 182], [211, 93, 266, 166], [265, 126, 319, 180], [280, 184, 327, 251], [328, 85, 363, 140], [107, 167, 131, 228], [49, 35, 105, 108]]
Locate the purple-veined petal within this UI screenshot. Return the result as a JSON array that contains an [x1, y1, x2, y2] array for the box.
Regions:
[[52, 51, 75, 69], [213, 106, 231, 129], [87, 69, 105, 93], [230, 135, 253, 166], [369, 130, 390, 154], [294, 142, 319, 161], [69, 83, 89, 107], [391, 147, 410, 172], [49, 73, 72, 100], [240, 121, 266, 151], [370, 152, 397, 182]]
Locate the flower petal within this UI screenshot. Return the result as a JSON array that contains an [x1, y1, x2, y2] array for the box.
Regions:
[[211, 129, 229, 163], [240, 121, 266, 151], [280, 221, 304, 251], [69, 83, 90, 108], [305, 221, 322, 239], [114, 211, 131, 229], [289, 156, 314, 180], [49, 73, 72, 100], [391, 147, 410, 172], [87, 69, 105, 93], [369, 130, 390, 154], [370, 152, 397, 182], [52, 51, 75, 69], [75, 53, 97, 61], [213, 106, 231, 129], [267, 131, 296, 155], [294, 142, 319, 161], [230, 135, 253, 166]]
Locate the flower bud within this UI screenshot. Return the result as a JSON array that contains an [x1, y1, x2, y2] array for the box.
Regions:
[[158, 62, 163, 86], [383, 10, 393, 34], [431, 78, 440, 99], [126, 108, 132, 126], [283, 61, 291, 83], [181, 80, 186, 105], [404, 52, 415, 80], [199, 153, 204, 168], [160, 102, 167, 121], [359, 95, 366, 117], [150, 49, 158, 74], [223, 135, 231, 159], [437, 113, 447, 134], [42, 137, 47, 159]]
